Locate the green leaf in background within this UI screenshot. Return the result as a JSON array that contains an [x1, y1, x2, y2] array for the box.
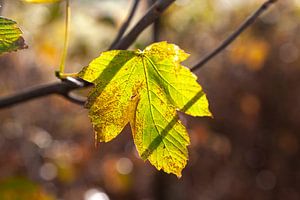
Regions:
[[0, 17, 27, 54], [79, 42, 212, 177], [0, 177, 54, 200], [22, 0, 62, 3]]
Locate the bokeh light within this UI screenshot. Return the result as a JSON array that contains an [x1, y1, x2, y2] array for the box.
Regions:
[[84, 189, 110, 200]]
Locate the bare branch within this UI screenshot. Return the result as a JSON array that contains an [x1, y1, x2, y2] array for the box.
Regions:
[[0, 0, 175, 109], [64, 91, 86, 105], [109, 0, 140, 50], [191, 0, 277, 72], [114, 0, 175, 50], [0, 80, 82, 109], [152, 11, 160, 42], [148, 0, 160, 42], [0, 0, 278, 109]]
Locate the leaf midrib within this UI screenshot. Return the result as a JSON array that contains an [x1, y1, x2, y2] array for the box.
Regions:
[[141, 55, 176, 164], [144, 55, 196, 111]]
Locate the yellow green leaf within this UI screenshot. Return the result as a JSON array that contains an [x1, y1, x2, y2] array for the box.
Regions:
[[79, 41, 212, 177], [0, 17, 27, 54]]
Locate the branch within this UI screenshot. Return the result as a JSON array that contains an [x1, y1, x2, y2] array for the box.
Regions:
[[0, 0, 175, 109], [114, 0, 175, 50], [0, 79, 84, 109], [191, 0, 277, 72], [0, 0, 278, 109], [109, 0, 140, 50], [148, 0, 160, 42]]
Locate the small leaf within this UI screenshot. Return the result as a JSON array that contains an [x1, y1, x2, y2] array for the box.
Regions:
[[22, 0, 62, 3], [0, 17, 27, 54], [79, 41, 212, 177]]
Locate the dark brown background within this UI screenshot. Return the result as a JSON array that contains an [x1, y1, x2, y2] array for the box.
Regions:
[[0, 0, 299, 199]]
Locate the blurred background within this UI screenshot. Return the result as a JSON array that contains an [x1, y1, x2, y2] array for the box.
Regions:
[[0, 0, 300, 199]]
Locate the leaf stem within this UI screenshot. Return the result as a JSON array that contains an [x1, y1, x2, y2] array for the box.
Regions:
[[58, 0, 71, 76], [0, 0, 178, 108], [56, 72, 78, 79]]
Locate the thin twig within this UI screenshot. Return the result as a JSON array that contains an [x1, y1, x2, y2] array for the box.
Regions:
[[114, 0, 175, 49], [0, 0, 175, 109], [0, 80, 83, 109], [191, 0, 277, 72], [64, 91, 87, 105], [109, 0, 140, 50], [152, 11, 160, 42], [148, 0, 160, 42]]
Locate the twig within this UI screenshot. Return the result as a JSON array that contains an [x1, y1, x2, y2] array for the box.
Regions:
[[0, 0, 175, 109], [0, 0, 278, 109], [191, 0, 277, 72], [152, 11, 160, 42], [0, 80, 84, 109], [114, 0, 175, 49], [109, 0, 140, 50], [148, 0, 160, 42]]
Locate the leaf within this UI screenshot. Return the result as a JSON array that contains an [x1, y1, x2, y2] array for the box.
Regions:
[[22, 0, 62, 3], [79, 41, 212, 177], [0, 17, 27, 54]]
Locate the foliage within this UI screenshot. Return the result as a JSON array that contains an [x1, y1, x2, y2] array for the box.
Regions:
[[79, 41, 211, 177], [0, 17, 27, 54], [2, 0, 299, 200], [0, 0, 213, 177]]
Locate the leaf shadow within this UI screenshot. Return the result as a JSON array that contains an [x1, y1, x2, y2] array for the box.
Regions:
[[141, 91, 205, 159], [83, 51, 136, 108]]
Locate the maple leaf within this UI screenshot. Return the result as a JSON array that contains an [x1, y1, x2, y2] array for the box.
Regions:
[[0, 17, 27, 54], [79, 42, 212, 177]]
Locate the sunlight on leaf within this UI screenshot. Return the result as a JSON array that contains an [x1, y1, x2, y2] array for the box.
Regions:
[[0, 17, 27, 54], [79, 42, 212, 177]]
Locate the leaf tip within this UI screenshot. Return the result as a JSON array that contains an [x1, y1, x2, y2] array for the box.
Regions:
[[0, 17, 28, 54], [14, 36, 28, 50]]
